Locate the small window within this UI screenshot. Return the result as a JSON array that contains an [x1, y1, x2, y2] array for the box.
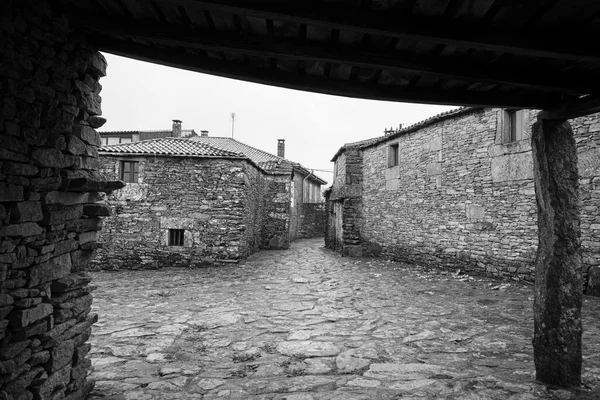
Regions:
[[120, 161, 139, 183], [168, 229, 185, 246], [502, 109, 527, 143], [388, 143, 399, 167]]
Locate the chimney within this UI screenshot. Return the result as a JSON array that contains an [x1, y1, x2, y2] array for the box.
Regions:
[[277, 139, 285, 158], [172, 119, 182, 137], [200, 130, 209, 137]]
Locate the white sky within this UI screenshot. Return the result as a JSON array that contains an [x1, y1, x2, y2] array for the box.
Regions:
[[99, 53, 458, 184]]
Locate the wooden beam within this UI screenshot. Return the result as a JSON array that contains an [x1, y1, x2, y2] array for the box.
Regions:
[[540, 95, 600, 120], [81, 18, 593, 94], [145, 0, 600, 63], [94, 37, 565, 109]]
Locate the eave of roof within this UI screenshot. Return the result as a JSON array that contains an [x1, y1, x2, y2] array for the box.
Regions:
[[332, 107, 481, 161]]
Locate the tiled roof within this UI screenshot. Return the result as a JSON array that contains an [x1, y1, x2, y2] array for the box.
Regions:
[[190, 136, 292, 175], [98, 137, 245, 158], [331, 107, 480, 161]]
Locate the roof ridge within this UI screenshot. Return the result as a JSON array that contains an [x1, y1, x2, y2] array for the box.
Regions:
[[194, 136, 284, 162]]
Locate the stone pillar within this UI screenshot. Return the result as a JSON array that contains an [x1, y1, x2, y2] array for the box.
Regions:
[[1, 1, 123, 398], [531, 115, 582, 387]]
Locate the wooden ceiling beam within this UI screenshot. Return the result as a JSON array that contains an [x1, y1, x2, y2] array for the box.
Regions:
[[94, 37, 567, 109], [81, 18, 593, 94], [147, 0, 600, 63], [540, 95, 600, 120]]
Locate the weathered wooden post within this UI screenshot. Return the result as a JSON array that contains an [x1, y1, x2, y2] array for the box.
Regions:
[[531, 113, 582, 387]]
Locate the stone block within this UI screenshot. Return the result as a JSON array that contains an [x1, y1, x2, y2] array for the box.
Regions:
[[82, 204, 110, 216], [0, 222, 42, 237], [2, 162, 39, 176], [0, 133, 28, 154], [43, 192, 94, 206], [29, 253, 72, 287], [0, 148, 29, 162], [9, 303, 53, 329], [30, 148, 73, 168], [65, 135, 86, 155], [41, 205, 83, 225], [3, 366, 43, 394], [466, 204, 486, 220], [10, 201, 43, 223], [0, 294, 14, 307], [0, 183, 24, 202], [49, 339, 74, 372], [87, 116, 106, 129], [87, 52, 107, 77], [491, 152, 533, 182], [30, 350, 50, 367], [426, 162, 442, 176], [31, 364, 71, 400], [0, 340, 30, 360], [586, 266, 600, 296], [72, 125, 101, 147], [50, 273, 91, 293]]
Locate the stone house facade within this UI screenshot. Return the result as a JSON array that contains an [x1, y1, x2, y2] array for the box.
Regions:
[[94, 137, 292, 269], [327, 108, 600, 295], [189, 133, 327, 243]]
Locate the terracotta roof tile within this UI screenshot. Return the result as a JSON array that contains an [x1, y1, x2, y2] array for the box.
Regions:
[[99, 137, 244, 158]]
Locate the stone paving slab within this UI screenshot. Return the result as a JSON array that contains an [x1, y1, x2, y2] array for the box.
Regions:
[[88, 239, 600, 399]]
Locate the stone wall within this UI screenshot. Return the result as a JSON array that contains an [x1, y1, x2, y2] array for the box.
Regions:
[[571, 114, 600, 295], [94, 156, 264, 269], [334, 108, 600, 293], [327, 147, 364, 256], [295, 203, 326, 238], [260, 176, 291, 249], [0, 1, 117, 398], [361, 108, 539, 280]]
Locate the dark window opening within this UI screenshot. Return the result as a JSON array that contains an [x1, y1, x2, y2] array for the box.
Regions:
[[388, 143, 399, 167], [120, 161, 139, 183], [168, 229, 185, 246]]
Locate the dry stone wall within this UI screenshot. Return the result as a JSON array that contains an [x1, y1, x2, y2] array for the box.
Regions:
[[0, 1, 118, 398], [361, 109, 539, 281], [94, 156, 264, 269], [295, 203, 326, 238], [260, 176, 291, 250], [339, 108, 600, 293]]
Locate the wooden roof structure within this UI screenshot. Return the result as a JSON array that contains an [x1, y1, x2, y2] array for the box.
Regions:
[[56, 0, 600, 119]]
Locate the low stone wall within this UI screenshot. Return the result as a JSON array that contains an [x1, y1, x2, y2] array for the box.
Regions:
[[94, 156, 260, 269], [1, 1, 115, 398], [296, 203, 326, 238]]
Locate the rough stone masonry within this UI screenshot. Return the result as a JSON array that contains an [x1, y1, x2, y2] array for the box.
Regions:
[[0, 1, 122, 398]]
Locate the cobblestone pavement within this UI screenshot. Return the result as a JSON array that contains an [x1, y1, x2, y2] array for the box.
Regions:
[[88, 239, 600, 399]]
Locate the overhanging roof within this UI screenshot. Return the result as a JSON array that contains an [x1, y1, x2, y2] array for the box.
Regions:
[[55, 0, 600, 119]]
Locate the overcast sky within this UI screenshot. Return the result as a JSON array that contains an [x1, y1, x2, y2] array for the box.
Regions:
[[99, 53, 458, 184]]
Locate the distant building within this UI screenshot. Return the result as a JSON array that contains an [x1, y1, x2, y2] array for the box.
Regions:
[[94, 125, 327, 269], [190, 132, 327, 241], [99, 119, 197, 145]]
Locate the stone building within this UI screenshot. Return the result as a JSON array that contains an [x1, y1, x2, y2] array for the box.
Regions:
[[99, 119, 198, 146], [189, 133, 327, 242], [93, 132, 327, 269], [94, 137, 293, 269], [327, 108, 600, 295]]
